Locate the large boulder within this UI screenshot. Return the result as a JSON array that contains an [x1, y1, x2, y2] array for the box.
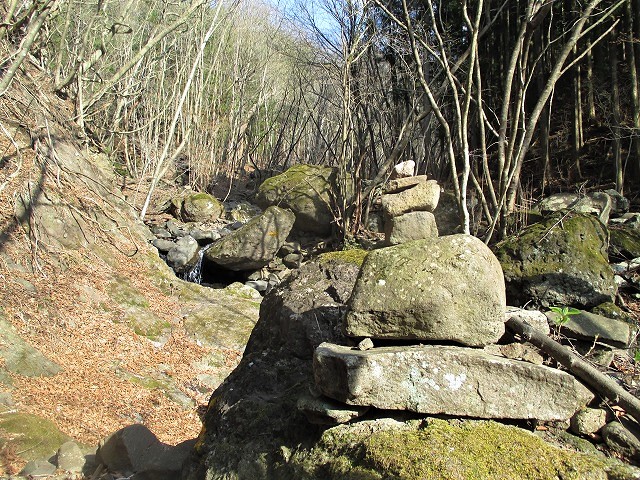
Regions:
[[314, 343, 594, 421], [181, 193, 224, 223], [203, 206, 295, 271], [345, 235, 506, 347], [182, 253, 362, 479], [494, 213, 617, 308], [255, 164, 337, 236]]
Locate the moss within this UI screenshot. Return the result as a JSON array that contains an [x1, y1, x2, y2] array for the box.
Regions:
[[0, 413, 71, 462], [319, 249, 368, 268], [290, 419, 639, 480], [591, 302, 634, 324], [107, 276, 150, 309], [610, 226, 640, 260]]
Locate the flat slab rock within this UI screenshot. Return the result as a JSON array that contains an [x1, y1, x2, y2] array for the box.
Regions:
[[314, 343, 593, 421]]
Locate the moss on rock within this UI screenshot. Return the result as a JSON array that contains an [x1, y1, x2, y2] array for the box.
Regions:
[[318, 249, 368, 268], [290, 419, 639, 480], [0, 413, 71, 463], [610, 226, 640, 261], [494, 213, 616, 308]]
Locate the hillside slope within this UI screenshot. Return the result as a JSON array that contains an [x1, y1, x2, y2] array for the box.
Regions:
[[0, 60, 260, 473]]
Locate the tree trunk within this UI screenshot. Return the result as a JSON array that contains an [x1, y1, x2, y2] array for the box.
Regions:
[[610, 26, 624, 194]]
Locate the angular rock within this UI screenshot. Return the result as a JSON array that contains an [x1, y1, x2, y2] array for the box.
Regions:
[[381, 180, 441, 218], [19, 459, 56, 476], [346, 235, 506, 347], [535, 192, 612, 224], [605, 189, 630, 215], [385, 211, 438, 245], [297, 394, 369, 425], [256, 164, 337, 236], [57, 440, 86, 473], [494, 212, 616, 308], [166, 235, 199, 273], [570, 408, 608, 436], [391, 160, 415, 179], [314, 343, 594, 421], [546, 310, 632, 348], [384, 175, 429, 194], [181, 193, 224, 222], [204, 206, 295, 271]]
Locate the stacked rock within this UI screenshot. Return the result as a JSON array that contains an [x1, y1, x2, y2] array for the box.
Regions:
[[381, 174, 442, 245], [307, 235, 594, 424]]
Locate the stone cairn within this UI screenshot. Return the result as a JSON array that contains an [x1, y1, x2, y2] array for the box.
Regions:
[[380, 162, 442, 245], [299, 210, 595, 425]]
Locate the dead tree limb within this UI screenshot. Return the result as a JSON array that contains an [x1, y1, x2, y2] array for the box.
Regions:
[[505, 317, 640, 425]]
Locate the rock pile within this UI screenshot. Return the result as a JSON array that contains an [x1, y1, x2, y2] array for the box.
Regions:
[[304, 235, 594, 425], [381, 175, 441, 245]]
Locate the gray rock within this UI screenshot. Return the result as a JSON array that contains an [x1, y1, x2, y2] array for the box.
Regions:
[[150, 226, 172, 239], [19, 459, 56, 476], [151, 238, 175, 253], [433, 191, 462, 235], [314, 343, 594, 421], [570, 408, 608, 436], [256, 164, 337, 236], [495, 213, 617, 308], [57, 441, 86, 473], [96, 424, 195, 477], [535, 192, 612, 224], [166, 235, 199, 273], [505, 307, 551, 336], [226, 201, 261, 223], [385, 211, 439, 245], [181, 193, 224, 222], [605, 189, 630, 215], [190, 228, 221, 244], [384, 175, 429, 194], [297, 394, 369, 425], [497, 343, 544, 365], [546, 310, 632, 348], [283, 253, 303, 268], [165, 219, 187, 238], [0, 317, 60, 378], [357, 338, 374, 351], [346, 234, 506, 347], [245, 280, 269, 292], [602, 421, 640, 460], [381, 180, 441, 218], [204, 206, 295, 271]]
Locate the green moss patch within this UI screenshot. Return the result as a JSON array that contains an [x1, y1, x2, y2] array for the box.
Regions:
[[610, 226, 640, 260], [319, 249, 368, 268], [292, 419, 638, 480], [107, 276, 150, 309], [0, 413, 71, 462]]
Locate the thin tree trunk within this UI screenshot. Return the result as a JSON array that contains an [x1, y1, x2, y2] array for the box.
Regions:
[[611, 26, 623, 194]]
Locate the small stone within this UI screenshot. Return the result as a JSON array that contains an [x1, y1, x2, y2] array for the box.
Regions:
[[356, 338, 374, 351], [57, 441, 86, 473], [20, 459, 56, 476], [283, 253, 302, 268], [150, 226, 172, 239], [245, 280, 268, 293], [391, 160, 415, 179], [570, 408, 608, 436], [499, 343, 544, 365], [546, 310, 632, 348], [384, 175, 429, 194]]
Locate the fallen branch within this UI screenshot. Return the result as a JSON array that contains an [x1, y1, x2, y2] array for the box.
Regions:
[[505, 316, 640, 425]]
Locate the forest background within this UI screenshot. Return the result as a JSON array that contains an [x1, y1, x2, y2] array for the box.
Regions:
[[1, 0, 638, 243]]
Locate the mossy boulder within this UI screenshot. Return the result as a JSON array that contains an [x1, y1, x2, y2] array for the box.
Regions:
[[287, 418, 639, 480], [255, 164, 337, 236], [609, 225, 640, 261], [0, 317, 60, 379], [182, 256, 361, 480], [0, 413, 71, 463], [181, 193, 224, 223], [494, 213, 616, 308]]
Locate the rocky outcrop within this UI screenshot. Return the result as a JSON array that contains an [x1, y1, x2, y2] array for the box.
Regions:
[[255, 164, 337, 236], [494, 212, 617, 308], [346, 235, 506, 346], [314, 343, 593, 421], [203, 206, 295, 271]]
